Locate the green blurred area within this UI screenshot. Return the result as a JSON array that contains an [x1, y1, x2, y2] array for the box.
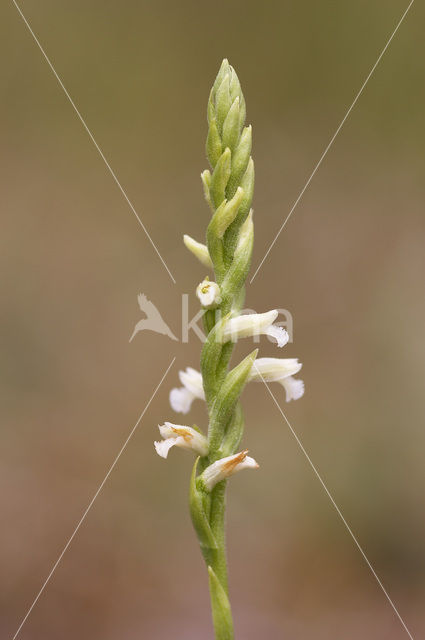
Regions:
[[1, 1, 424, 638]]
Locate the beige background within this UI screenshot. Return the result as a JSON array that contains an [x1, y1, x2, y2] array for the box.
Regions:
[[1, 1, 424, 638]]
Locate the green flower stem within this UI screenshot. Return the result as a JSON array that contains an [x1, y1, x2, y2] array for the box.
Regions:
[[189, 59, 255, 640]]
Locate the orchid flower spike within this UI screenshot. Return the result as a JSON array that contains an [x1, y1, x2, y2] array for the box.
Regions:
[[169, 367, 205, 414], [196, 277, 221, 309], [154, 422, 208, 459], [223, 310, 288, 347], [198, 450, 259, 492], [249, 357, 305, 402]]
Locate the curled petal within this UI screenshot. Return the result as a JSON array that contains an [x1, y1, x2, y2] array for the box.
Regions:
[[154, 438, 177, 459], [264, 325, 289, 348], [170, 367, 205, 413], [169, 387, 196, 414], [280, 376, 305, 402]]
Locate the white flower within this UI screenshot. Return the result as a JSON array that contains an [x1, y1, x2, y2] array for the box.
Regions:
[[250, 358, 304, 402], [169, 367, 205, 414], [154, 422, 208, 459], [199, 450, 259, 491], [196, 278, 221, 308], [223, 310, 288, 347]]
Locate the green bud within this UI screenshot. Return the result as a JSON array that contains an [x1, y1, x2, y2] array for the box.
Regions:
[[215, 74, 232, 134], [189, 458, 217, 550], [206, 214, 225, 278], [209, 148, 231, 209], [183, 234, 213, 269], [206, 117, 222, 168], [212, 58, 230, 94], [239, 157, 255, 216], [228, 68, 242, 101], [208, 566, 234, 640], [229, 68, 246, 130], [238, 94, 246, 131], [222, 97, 241, 152], [223, 159, 254, 258], [221, 211, 254, 303], [227, 125, 252, 198], [207, 88, 215, 124], [201, 169, 212, 206], [215, 187, 244, 238]]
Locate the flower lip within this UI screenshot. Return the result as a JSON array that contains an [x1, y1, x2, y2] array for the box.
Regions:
[[155, 422, 208, 458], [282, 377, 305, 402], [170, 367, 205, 414]]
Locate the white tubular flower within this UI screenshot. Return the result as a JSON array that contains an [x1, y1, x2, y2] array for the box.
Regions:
[[169, 367, 205, 414], [223, 310, 288, 348], [249, 357, 302, 381], [196, 278, 221, 308], [154, 422, 208, 459], [249, 357, 304, 402], [199, 450, 259, 491], [183, 234, 213, 269]]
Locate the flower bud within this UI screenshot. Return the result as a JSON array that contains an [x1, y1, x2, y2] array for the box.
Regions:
[[222, 97, 240, 151], [183, 235, 213, 269], [209, 148, 231, 208]]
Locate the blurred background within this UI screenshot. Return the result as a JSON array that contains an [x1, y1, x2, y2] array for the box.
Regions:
[[1, 1, 424, 638]]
